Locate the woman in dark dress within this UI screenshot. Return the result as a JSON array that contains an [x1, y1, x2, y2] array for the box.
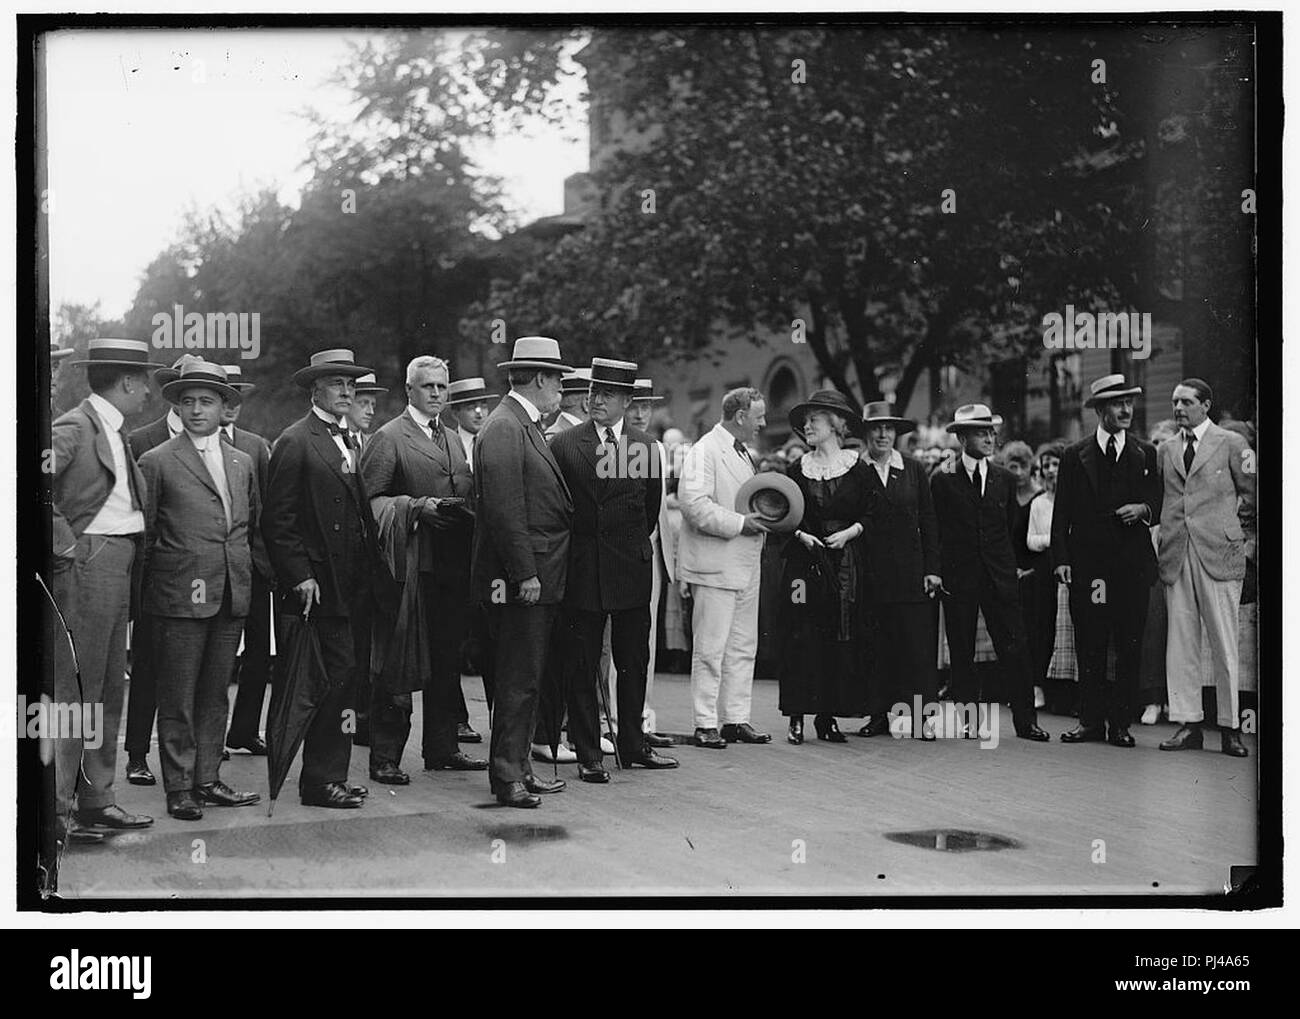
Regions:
[[777, 390, 871, 745], [1001, 440, 1045, 708]]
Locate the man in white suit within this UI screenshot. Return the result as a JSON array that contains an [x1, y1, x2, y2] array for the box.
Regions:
[[1157, 379, 1256, 757], [676, 387, 771, 748]]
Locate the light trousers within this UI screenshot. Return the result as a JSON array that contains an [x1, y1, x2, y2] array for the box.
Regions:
[[1165, 541, 1243, 728], [689, 564, 760, 730]]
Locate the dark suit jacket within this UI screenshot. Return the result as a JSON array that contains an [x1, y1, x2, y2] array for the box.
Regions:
[[139, 433, 255, 618], [360, 408, 475, 578], [470, 394, 573, 605], [227, 425, 272, 580], [549, 419, 659, 613], [51, 398, 148, 554], [128, 412, 173, 461], [1050, 433, 1161, 586], [862, 455, 940, 603], [931, 460, 1021, 602], [262, 410, 379, 618]]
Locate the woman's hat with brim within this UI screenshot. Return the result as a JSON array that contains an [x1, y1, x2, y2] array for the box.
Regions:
[[734, 471, 805, 533], [497, 335, 573, 373], [160, 359, 242, 405], [353, 372, 388, 394], [945, 403, 1004, 432], [861, 399, 916, 435], [447, 377, 497, 405], [292, 348, 372, 389], [222, 363, 257, 393], [631, 377, 664, 402], [589, 357, 638, 390], [1084, 373, 1143, 407], [68, 338, 164, 371], [788, 389, 864, 439]]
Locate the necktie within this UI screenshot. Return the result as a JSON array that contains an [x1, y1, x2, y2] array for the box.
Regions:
[[734, 438, 756, 473], [1183, 431, 1196, 473], [969, 463, 981, 495], [220, 427, 234, 445], [427, 420, 446, 451], [120, 426, 143, 510], [200, 437, 233, 531], [600, 427, 616, 455], [1106, 434, 1118, 464]]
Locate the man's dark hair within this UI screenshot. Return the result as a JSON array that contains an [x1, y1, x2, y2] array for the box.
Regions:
[[86, 365, 143, 395], [509, 367, 558, 389], [1178, 377, 1214, 404]]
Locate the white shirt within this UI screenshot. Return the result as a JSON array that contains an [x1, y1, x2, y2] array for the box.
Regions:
[[508, 390, 543, 424], [221, 423, 235, 443], [593, 416, 624, 449], [960, 451, 988, 497], [1026, 492, 1055, 552], [457, 426, 477, 471], [167, 408, 184, 438], [83, 393, 145, 535], [187, 429, 232, 531], [1183, 416, 1211, 453], [866, 448, 904, 487], [1095, 424, 1127, 459], [312, 404, 354, 471]]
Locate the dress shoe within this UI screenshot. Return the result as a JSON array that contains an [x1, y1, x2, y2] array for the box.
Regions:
[[68, 825, 106, 844], [531, 742, 578, 764], [301, 782, 365, 808], [1016, 725, 1051, 742], [457, 722, 483, 744], [1139, 703, 1162, 725], [644, 731, 675, 748], [345, 783, 369, 798], [1107, 727, 1136, 748], [524, 773, 566, 794], [221, 747, 231, 761], [694, 727, 727, 749], [1060, 725, 1107, 744], [425, 751, 488, 771], [720, 722, 771, 744], [226, 735, 267, 756], [126, 756, 156, 786], [78, 804, 154, 829], [369, 761, 411, 785], [857, 715, 891, 738], [1221, 729, 1248, 757], [814, 716, 847, 743], [165, 791, 203, 821], [196, 780, 260, 807], [628, 746, 679, 769], [787, 717, 804, 745], [578, 762, 611, 783], [495, 782, 541, 808], [1159, 724, 1204, 751]]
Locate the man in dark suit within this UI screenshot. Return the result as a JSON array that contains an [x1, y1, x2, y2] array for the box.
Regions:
[[1052, 374, 1162, 748], [138, 361, 261, 820], [360, 355, 485, 783], [348, 372, 387, 452], [930, 404, 1049, 742], [262, 349, 379, 809], [549, 358, 679, 783], [471, 337, 575, 808]]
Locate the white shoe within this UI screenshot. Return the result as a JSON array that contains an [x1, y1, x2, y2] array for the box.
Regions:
[[531, 742, 577, 764], [1139, 704, 1161, 725], [1033, 686, 1046, 709], [600, 734, 616, 755]]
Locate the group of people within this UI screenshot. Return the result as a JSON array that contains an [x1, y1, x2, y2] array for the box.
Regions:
[[45, 332, 1257, 845]]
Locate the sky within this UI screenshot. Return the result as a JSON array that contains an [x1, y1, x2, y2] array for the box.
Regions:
[[43, 28, 588, 320]]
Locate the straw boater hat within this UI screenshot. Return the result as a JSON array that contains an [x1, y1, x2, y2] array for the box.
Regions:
[[497, 336, 573, 373], [560, 367, 592, 394], [353, 372, 388, 395], [734, 472, 805, 534], [160, 359, 242, 405], [945, 403, 1004, 433], [68, 338, 164, 372], [221, 363, 256, 393], [447, 377, 497, 405], [861, 399, 916, 435], [291, 349, 372, 389], [788, 389, 865, 439], [153, 354, 203, 388], [50, 340, 74, 362], [588, 357, 638, 389], [631, 377, 664, 402], [1084, 373, 1143, 408]]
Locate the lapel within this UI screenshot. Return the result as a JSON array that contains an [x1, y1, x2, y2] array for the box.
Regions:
[[171, 433, 222, 499], [1187, 424, 1222, 482], [306, 411, 361, 507], [577, 419, 604, 474], [80, 400, 117, 480], [505, 395, 571, 498], [716, 428, 752, 488], [1118, 433, 1147, 484], [1077, 439, 1101, 497], [400, 408, 450, 470], [220, 440, 246, 520]]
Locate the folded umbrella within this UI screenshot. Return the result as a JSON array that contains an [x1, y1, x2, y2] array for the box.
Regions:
[[265, 616, 332, 817]]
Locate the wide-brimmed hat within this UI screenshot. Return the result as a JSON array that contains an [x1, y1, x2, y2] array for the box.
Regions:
[[68, 338, 164, 371], [631, 377, 664, 402], [734, 471, 805, 534], [292, 349, 373, 389], [1084, 373, 1143, 408], [945, 403, 1004, 432], [589, 357, 638, 390], [497, 336, 573, 373], [560, 367, 591, 394], [221, 363, 256, 393], [160, 359, 242, 405], [789, 389, 864, 439], [50, 341, 74, 362], [153, 354, 204, 388], [861, 399, 916, 435], [447, 377, 497, 405], [353, 372, 388, 395]]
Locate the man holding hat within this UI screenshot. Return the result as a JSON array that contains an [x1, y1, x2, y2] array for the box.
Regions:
[[931, 404, 1049, 742], [1051, 375, 1161, 748], [470, 337, 574, 807], [138, 360, 261, 819], [50, 338, 160, 835], [263, 349, 379, 809], [348, 372, 388, 452], [544, 367, 591, 440]]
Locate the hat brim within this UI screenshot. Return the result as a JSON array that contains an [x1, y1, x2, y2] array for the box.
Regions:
[[497, 359, 575, 373], [631, 394, 664, 402], [789, 403, 865, 439], [946, 416, 1004, 433], [229, 382, 257, 393], [861, 416, 917, 435], [50, 348, 75, 361], [448, 392, 498, 405], [1085, 387, 1143, 407], [354, 386, 388, 394], [68, 359, 165, 371], [292, 363, 373, 388], [160, 378, 242, 405], [733, 471, 805, 534]]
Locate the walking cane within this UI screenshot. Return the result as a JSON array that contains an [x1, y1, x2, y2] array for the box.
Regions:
[[595, 668, 623, 771]]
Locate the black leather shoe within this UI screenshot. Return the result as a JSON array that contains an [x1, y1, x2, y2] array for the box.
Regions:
[[78, 804, 154, 829], [524, 773, 566, 794], [369, 761, 411, 785], [1220, 729, 1248, 757], [425, 751, 488, 772], [644, 732, 675, 748], [1016, 725, 1051, 742], [721, 722, 771, 744], [345, 783, 369, 798], [628, 747, 679, 769], [196, 780, 260, 807], [857, 715, 891, 738], [456, 722, 483, 744], [578, 763, 611, 783], [126, 756, 156, 786], [1060, 725, 1107, 743], [814, 716, 847, 743], [1108, 727, 1136, 748], [1159, 724, 1204, 751], [301, 782, 365, 808], [787, 717, 804, 745], [694, 727, 727, 749], [165, 791, 203, 821], [226, 735, 267, 756], [495, 781, 541, 808]]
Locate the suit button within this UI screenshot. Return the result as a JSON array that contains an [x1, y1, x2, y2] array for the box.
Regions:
[[334, 497, 340, 503], [333, 523, 341, 531]]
